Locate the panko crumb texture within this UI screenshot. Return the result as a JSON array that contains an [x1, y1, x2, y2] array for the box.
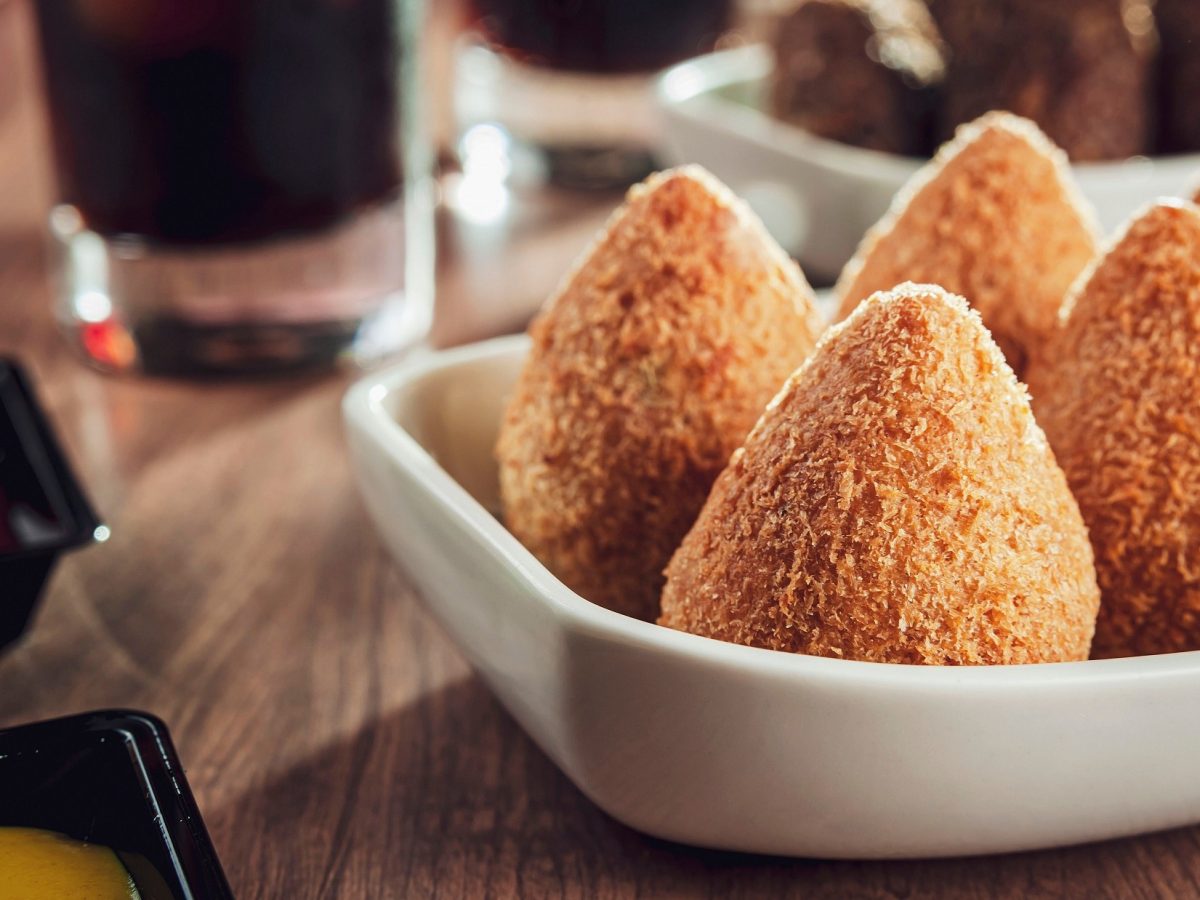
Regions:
[[1033, 201, 1200, 658], [660, 283, 1099, 664], [496, 166, 822, 621], [836, 111, 1098, 378]]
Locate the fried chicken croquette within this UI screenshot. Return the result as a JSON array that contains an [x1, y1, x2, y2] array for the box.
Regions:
[[770, 0, 944, 157], [929, 0, 1153, 162], [1032, 202, 1200, 658], [660, 283, 1099, 664], [496, 166, 823, 621], [836, 112, 1098, 378]]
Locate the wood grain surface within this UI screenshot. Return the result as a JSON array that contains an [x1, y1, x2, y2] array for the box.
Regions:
[[2, 4, 1199, 897]]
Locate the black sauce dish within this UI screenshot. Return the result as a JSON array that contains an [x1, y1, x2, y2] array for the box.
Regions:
[[0, 710, 235, 898], [0, 358, 105, 649]]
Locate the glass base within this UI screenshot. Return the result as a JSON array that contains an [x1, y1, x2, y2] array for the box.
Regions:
[[537, 144, 657, 190], [105, 316, 367, 377], [454, 39, 660, 189], [50, 200, 431, 376]]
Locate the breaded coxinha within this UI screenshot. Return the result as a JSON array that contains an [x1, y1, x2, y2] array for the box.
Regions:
[[836, 112, 1098, 378], [496, 166, 823, 621], [1033, 202, 1200, 658], [661, 283, 1099, 664]]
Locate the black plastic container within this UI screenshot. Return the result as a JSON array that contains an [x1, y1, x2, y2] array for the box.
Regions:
[[0, 359, 103, 649], [0, 710, 234, 898]]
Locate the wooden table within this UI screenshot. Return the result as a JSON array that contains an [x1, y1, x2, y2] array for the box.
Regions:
[[2, 5, 1199, 898]]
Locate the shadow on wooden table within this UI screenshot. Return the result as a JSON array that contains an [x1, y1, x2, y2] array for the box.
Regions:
[[209, 676, 1200, 899]]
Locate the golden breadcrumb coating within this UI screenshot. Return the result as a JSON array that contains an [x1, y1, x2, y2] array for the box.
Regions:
[[836, 112, 1098, 378], [1032, 202, 1200, 658], [660, 283, 1099, 664], [496, 166, 823, 621]]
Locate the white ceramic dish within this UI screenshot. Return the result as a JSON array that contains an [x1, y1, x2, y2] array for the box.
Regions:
[[655, 46, 1200, 279], [344, 335, 1200, 860]]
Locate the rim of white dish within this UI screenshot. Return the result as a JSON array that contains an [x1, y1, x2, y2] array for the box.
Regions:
[[344, 336, 1200, 688], [655, 44, 1200, 184]]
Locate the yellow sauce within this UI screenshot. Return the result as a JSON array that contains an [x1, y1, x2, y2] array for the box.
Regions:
[[0, 827, 141, 900]]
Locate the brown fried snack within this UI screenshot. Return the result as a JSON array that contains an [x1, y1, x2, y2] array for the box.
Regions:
[[929, 0, 1153, 161], [496, 166, 823, 621], [836, 112, 1098, 378], [770, 0, 945, 156], [1032, 202, 1200, 658], [660, 283, 1099, 665]]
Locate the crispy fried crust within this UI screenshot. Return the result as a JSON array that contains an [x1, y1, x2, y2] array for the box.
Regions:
[[835, 112, 1098, 378], [660, 284, 1099, 664], [1032, 202, 1200, 658], [929, 0, 1153, 162], [770, 0, 944, 156], [496, 167, 822, 621]]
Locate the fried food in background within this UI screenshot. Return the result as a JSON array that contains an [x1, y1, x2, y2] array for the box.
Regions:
[[660, 284, 1099, 665], [768, 0, 1168, 161], [1153, 0, 1200, 155], [928, 0, 1154, 162], [1032, 202, 1200, 658], [496, 166, 822, 621], [836, 112, 1098, 378], [770, 0, 944, 157]]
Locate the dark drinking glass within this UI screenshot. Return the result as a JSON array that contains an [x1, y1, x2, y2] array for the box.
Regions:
[[455, 0, 733, 188], [32, 0, 432, 375]]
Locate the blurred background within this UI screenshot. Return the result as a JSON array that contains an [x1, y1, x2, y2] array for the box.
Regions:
[[2, 0, 1194, 379], [5, 0, 1196, 381], [0, 0, 761, 374]]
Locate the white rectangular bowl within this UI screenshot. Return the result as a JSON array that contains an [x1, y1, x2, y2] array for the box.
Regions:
[[344, 335, 1200, 860], [655, 46, 1200, 280]]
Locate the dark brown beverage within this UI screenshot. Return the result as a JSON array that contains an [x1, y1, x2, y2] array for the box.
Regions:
[[33, 0, 401, 246], [469, 0, 732, 74]]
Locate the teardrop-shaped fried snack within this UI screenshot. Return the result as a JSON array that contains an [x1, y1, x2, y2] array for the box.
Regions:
[[661, 283, 1099, 664], [929, 0, 1153, 162], [836, 112, 1098, 377], [497, 166, 823, 621], [771, 0, 945, 156], [1033, 202, 1200, 658]]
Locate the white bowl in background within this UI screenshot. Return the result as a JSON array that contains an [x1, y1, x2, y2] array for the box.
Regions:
[[344, 336, 1200, 860], [655, 46, 1200, 280]]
